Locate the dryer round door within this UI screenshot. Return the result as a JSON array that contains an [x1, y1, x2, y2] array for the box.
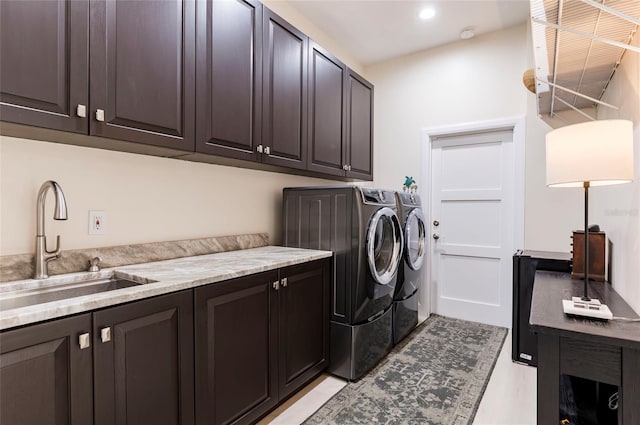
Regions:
[[405, 208, 426, 271], [366, 207, 404, 285]]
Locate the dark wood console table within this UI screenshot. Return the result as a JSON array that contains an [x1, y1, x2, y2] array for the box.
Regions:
[[530, 271, 640, 424]]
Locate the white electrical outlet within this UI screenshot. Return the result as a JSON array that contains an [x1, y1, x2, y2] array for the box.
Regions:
[[89, 211, 107, 235]]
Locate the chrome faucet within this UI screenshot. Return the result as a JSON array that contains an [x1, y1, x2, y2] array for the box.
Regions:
[[34, 181, 68, 279]]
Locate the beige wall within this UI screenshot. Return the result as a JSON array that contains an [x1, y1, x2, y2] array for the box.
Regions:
[[365, 25, 529, 190], [0, 137, 336, 255], [365, 24, 538, 239], [594, 34, 640, 314], [364, 22, 640, 314], [0, 2, 362, 257]]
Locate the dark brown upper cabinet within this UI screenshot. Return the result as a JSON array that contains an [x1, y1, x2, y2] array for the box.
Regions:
[[262, 8, 308, 170], [0, 0, 89, 134], [0, 0, 373, 180], [195, 0, 262, 161], [0, 314, 93, 425], [307, 43, 374, 180], [307, 42, 348, 177], [90, 0, 195, 151], [345, 68, 374, 180]]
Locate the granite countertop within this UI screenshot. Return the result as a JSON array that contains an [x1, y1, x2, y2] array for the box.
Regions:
[[0, 246, 333, 331]]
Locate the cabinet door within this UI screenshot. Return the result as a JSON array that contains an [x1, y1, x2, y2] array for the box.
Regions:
[[195, 271, 278, 425], [0, 0, 88, 133], [345, 69, 374, 180], [195, 0, 262, 161], [93, 291, 194, 425], [0, 314, 93, 425], [262, 8, 308, 170], [278, 259, 330, 399], [90, 0, 195, 150], [307, 41, 347, 177]]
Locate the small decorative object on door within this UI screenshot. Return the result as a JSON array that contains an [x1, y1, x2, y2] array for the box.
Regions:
[[403, 176, 418, 193]]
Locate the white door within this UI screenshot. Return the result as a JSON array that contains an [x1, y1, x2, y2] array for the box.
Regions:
[[430, 129, 515, 327]]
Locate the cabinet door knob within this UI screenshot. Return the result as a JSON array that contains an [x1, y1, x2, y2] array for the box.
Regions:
[[433, 220, 440, 227], [433, 233, 440, 240], [264, 146, 271, 155], [281, 277, 288, 287], [343, 164, 349, 171], [348, 165, 352, 171], [101, 327, 111, 343], [76, 104, 87, 118], [272, 280, 280, 290], [79, 333, 91, 349], [256, 144, 263, 153], [95, 109, 105, 122]]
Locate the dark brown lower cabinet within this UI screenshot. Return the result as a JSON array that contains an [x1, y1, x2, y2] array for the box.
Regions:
[[0, 259, 328, 425], [93, 290, 194, 425], [0, 291, 194, 425], [195, 258, 330, 425], [195, 270, 279, 425], [0, 314, 93, 425], [278, 260, 330, 400]]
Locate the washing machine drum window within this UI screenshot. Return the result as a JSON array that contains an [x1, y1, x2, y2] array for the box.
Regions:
[[367, 207, 403, 285], [405, 209, 426, 271]]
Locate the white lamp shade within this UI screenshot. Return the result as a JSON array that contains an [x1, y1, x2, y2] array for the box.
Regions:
[[546, 119, 635, 187]]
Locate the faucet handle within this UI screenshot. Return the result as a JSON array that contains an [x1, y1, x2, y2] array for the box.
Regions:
[[45, 235, 62, 256], [88, 256, 102, 272]]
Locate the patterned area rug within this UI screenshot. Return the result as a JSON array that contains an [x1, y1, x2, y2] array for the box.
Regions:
[[304, 315, 507, 425]]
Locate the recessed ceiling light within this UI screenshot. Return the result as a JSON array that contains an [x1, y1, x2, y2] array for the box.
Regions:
[[419, 7, 436, 20], [460, 28, 475, 40]]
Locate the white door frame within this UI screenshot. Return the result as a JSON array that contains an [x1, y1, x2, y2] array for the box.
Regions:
[[418, 116, 525, 324]]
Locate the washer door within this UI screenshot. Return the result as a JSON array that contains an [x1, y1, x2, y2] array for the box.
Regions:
[[405, 209, 426, 271], [366, 207, 403, 285]]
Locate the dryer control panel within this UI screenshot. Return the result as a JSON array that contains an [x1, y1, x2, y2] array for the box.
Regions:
[[360, 188, 396, 206]]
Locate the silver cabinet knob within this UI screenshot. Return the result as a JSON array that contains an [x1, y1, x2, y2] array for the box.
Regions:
[[79, 333, 91, 349], [76, 104, 87, 118], [348, 165, 352, 171], [433, 220, 440, 227], [264, 146, 271, 155], [101, 327, 111, 343], [281, 277, 288, 287], [95, 109, 105, 122], [256, 144, 263, 153], [343, 164, 349, 171], [272, 280, 280, 290], [433, 233, 440, 240]]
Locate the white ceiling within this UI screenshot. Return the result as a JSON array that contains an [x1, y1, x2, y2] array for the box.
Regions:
[[286, 0, 532, 66]]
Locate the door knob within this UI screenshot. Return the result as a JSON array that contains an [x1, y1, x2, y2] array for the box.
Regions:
[[433, 233, 440, 240], [433, 220, 440, 226]]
